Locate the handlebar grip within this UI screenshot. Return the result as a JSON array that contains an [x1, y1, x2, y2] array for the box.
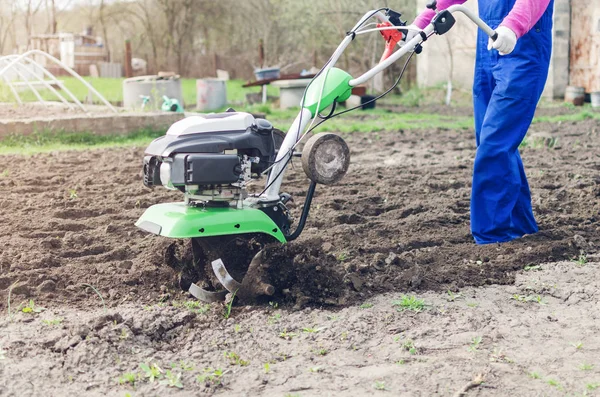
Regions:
[[491, 31, 498, 41]]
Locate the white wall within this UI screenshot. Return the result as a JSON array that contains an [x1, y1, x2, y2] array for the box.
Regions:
[[415, 0, 478, 90]]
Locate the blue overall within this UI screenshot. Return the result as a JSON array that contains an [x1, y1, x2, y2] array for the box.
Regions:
[[471, 0, 553, 244]]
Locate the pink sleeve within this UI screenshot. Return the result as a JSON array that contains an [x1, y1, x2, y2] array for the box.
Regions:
[[500, 0, 552, 39], [413, 0, 467, 29]]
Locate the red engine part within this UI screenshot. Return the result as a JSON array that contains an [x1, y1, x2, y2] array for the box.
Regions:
[[378, 22, 405, 62]]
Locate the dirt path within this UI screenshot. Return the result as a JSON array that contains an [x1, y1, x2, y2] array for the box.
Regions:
[[1, 257, 600, 396], [0, 110, 599, 395]]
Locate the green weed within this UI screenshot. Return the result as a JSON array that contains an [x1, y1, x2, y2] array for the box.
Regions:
[[181, 300, 210, 314], [571, 341, 584, 350], [523, 264, 542, 271], [68, 189, 78, 200], [139, 362, 163, 382], [42, 318, 63, 326], [197, 368, 225, 386], [401, 339, 418, 355], [374, 380, 388, 391], [573, 253, 588, 266], [81, 283, 107, 313], [117, 372, 138, 386], [279, 330, 298, 340], [579, 363, 594, 371], [512, 294, 546, 305], [468, 336, 483, 352], [159, 370, 183, 388], [21, 299, 45, 314], [224, 351, 249, 367], [446, 290, 463, 302], [392, 295, 427, 312], [360, 303, 374, 309], [223, 290, 237, 319]]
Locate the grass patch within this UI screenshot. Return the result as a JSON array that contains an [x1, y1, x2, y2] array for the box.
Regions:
[[0, 127, 165, 155], [392, 295, 427, 312], [0, 78, 279, 107]]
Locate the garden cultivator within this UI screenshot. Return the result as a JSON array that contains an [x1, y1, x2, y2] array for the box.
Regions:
[[136, 2, 500, 303]]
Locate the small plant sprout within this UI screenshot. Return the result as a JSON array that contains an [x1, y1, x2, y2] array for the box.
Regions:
[[360, 302, 374, 309], [374, 380, 387, 391], [579, 363, 594, 371], [587, 383, 600, 391], [401, 339, 417, 355], [169, 361, 192, 371], [316, 348, 328, 356], [523, 264, 542, 271], [42, 318, 63, 326], [546, 378, 561, 389], [159, 370, 183, 389], [528, 372, 541, 379], [309, 366, 323, 373], [396, 360, 405, 365], [183, 300, 210, 314], [139, 362, 163, 382], [268, 301, 279, 309], [573, 253, 587, 266], [197, 368, 225, 386], [512, 294, 546, 305], [234, 324, 242, 333], [302, 326, 322, 334], [224, 351, 249, 367], [117, 372, 138, 386], [336, 252, 348, 262], [571, 341, 584, 350], [263, 362, 271, 373], [446, 290, 462, 302], [268, 313, 282, 324], [68, 188, 78, 200], [392, 295, 427, 312], [21, 300, 45, 314], [223, 290, 237, 319], [279, 330, 298, 340], [468, 336, 483, 352], [0, 169, 9, 177]]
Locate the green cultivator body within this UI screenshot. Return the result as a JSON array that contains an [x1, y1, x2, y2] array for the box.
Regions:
[[136, 3, 500, 302]]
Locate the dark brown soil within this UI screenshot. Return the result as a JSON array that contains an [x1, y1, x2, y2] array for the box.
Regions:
[[1, 109, 600, 396], [0, 117, 599, 310]]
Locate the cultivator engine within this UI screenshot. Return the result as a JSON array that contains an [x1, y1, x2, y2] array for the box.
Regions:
[[136, 4, 500, 303]]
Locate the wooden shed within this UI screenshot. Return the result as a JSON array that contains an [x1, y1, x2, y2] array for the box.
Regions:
[[29, 33, 108, 76]]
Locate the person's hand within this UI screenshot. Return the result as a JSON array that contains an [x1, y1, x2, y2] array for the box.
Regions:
[[488, 26, 517, 55]]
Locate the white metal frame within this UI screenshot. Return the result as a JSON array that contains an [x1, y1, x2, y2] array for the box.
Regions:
[[0, 49, 117, 113], [260, 6, 496, 202]]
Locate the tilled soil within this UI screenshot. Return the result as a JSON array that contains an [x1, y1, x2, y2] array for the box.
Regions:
[[0, 109, 599, 395]]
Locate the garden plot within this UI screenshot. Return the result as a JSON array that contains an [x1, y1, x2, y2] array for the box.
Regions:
[[0, 109, 599, 396]]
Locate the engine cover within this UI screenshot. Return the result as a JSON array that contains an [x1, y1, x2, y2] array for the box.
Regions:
[[143, 111, 285, 196]]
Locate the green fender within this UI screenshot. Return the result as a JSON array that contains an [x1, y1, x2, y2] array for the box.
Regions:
[[303, 68, 353, 117], [135, 202, 287, 243]]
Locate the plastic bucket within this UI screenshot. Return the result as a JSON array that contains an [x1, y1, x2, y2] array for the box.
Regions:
[[123, 76, 184, 110], [254, 67, 280, 81], [196, 78, 227, 111], [564, 86, 585, 106], [591, 92, 600, 108]]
